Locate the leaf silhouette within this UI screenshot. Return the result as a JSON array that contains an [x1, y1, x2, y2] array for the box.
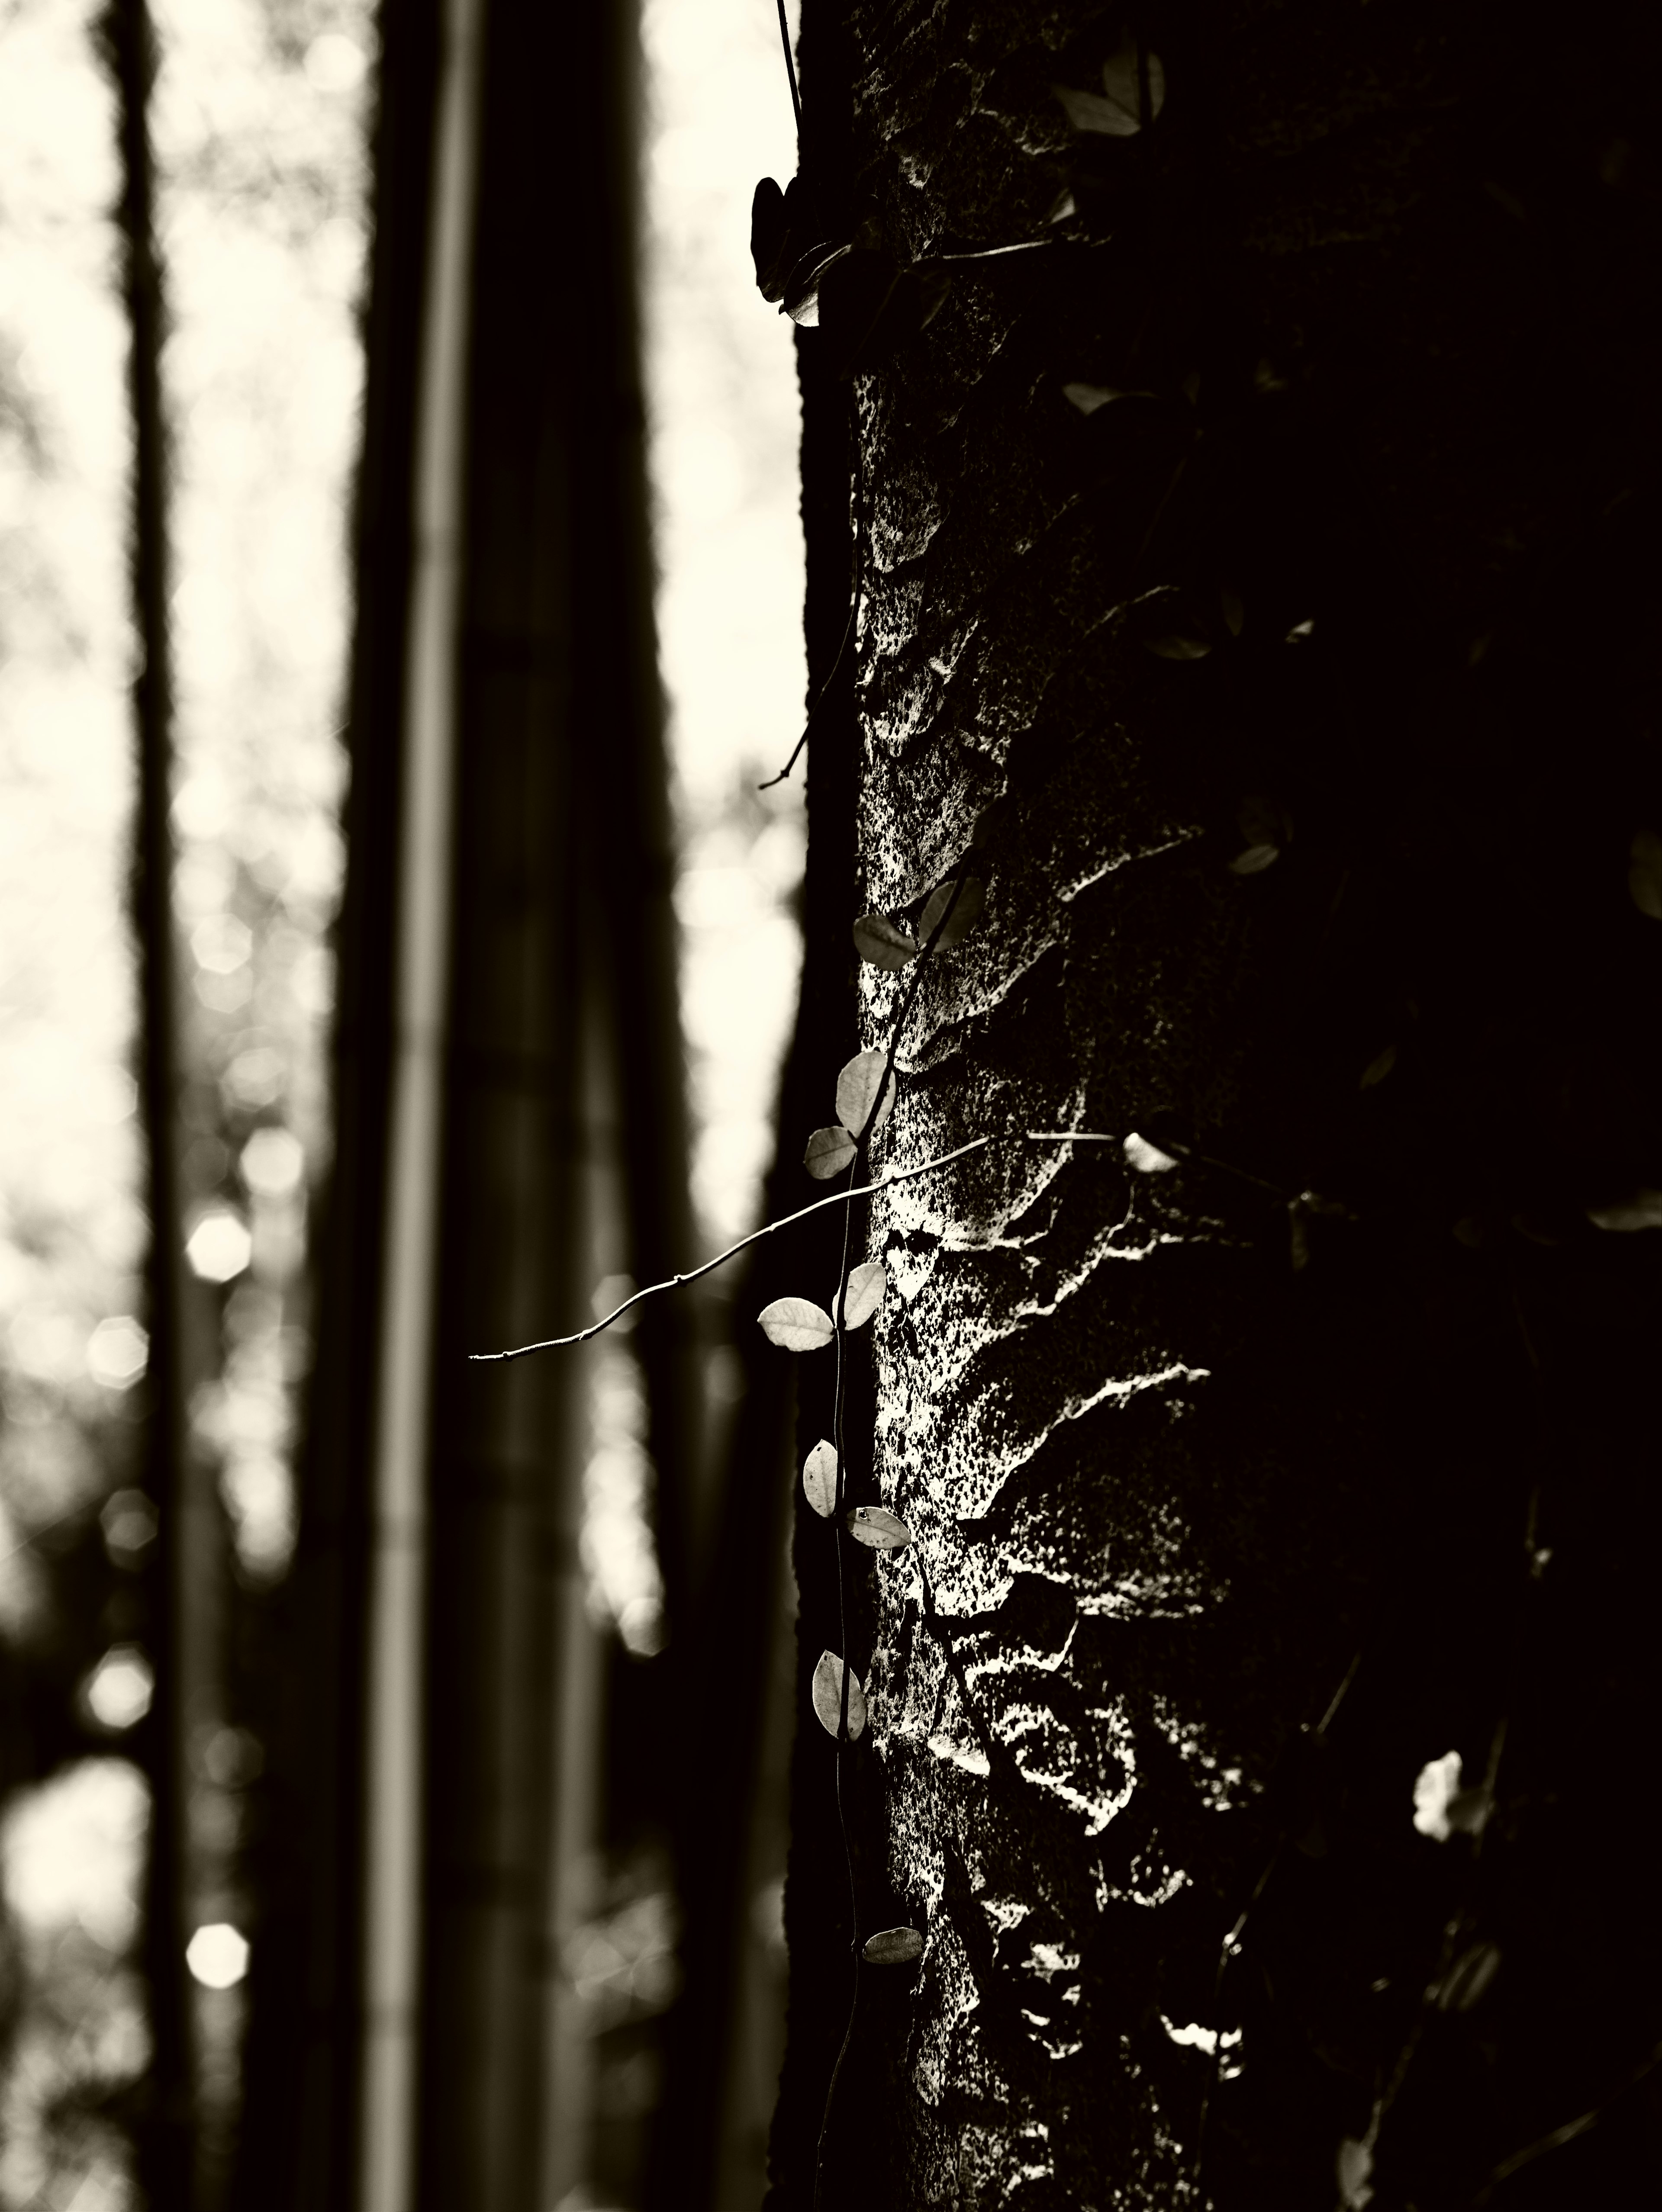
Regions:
[[836, 1049, 897, 1138], [782, 240, 850, 327], [750, 177, 790, 300], [802, 1439, 838, 1518], [758, 1296, 836, 1351], [837, 1260, 887, 1330], [804, 1125, 858, 1179], [853, 913, 920, 968], [847, 1504, 911, 1551], [812, 1651, 866, 1740]]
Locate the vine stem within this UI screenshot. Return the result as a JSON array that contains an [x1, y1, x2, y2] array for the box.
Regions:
[[773, 0, 800, 135], [473, 1114, 1315, 1363], [813, 872, 968, 2206], [761, 390, 863, 789], [1191, 1650, 1362, 2196]]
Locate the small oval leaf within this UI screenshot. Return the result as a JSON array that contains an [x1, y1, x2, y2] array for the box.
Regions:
[[758, 1296, 836, 1352], [1054, 44, 1164, 138], [1629, 826, 1662, 920], [920, 875, 984, 950], [835, 1050, 896, 1138], [838, 1259, 887, 1330], [853, 913, 920, 969], [847, 1504, 911, 1551], [802, 1440, 838, 1518], [804, 1125, 858, 1180], [1229, 842, 1280, 875], [1437, 1941, 1501, 2013], [1123, 1131, 1179, 1175], [1102, 38, 1166, 123], [1063, 381, 1156, 415], [812, 1651, 866, 1741], [1588, 1188, 1662, 1231], [1147, 633, 1211, 661], [1359, 1042, 1397, 1090], [862, 1926, 924, 1965]]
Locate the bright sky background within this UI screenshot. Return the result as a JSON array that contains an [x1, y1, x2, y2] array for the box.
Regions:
[[644, 0, 807, 1251]]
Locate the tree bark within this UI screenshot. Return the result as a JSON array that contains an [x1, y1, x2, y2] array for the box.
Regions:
[[775, 3, 1662, 2207]]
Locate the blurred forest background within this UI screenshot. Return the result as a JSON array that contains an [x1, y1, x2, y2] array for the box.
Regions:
[[0, 0, 806, 2204]]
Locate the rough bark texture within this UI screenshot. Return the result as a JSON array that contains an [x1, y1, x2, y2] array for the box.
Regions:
[[776, 2, 1662, 2207]]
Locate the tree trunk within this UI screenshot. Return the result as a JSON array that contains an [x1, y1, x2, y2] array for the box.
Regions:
[[773, 3, 1662, 2207]]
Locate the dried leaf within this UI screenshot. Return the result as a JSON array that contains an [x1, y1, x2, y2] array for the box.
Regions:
[[1230, 842, 1280, 875], [804, 1125, 858, 1180], [1146, 633, 1211, 661], [848, 1504, 912, 1551], [1629, 827, 1662, 920], [862, 1926, 924, 1965], [811, 1651, 866, 1740], [1359, 1043, 1397, 1090], [853, 913, 920, 969], [758, 1296, 836, 1352], [920, 875, 984, 949], [1123, 1131, 1179, 1175], [835, 1050, 897, 1138], [837, 1259, 887, 1330], [1286, 617, 1315, 643], [802, 1439, 838, 1518], [1588, 1189, 1662, 1231]]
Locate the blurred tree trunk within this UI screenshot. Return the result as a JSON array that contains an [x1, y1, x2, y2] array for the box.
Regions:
[[770, 4, 1662, 2208], [105, 0, 195, 2195], [237, 0, 694, 2206]]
